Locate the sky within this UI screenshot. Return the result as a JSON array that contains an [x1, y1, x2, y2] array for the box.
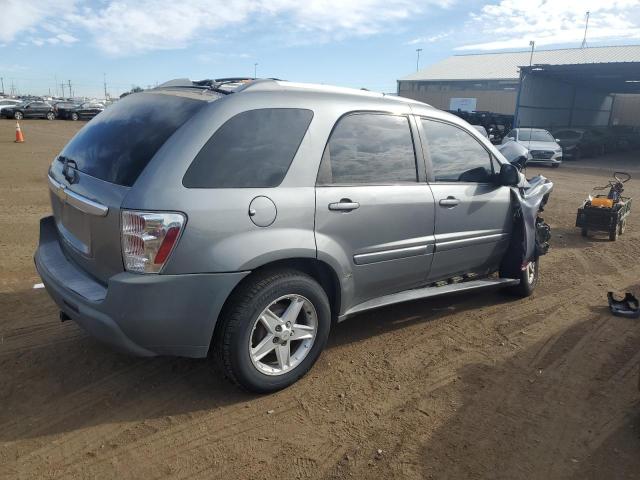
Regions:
[[1, 0, 640, 98]]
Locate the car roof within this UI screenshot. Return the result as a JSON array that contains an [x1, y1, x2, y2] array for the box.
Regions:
[[156, 78, 429, 109]]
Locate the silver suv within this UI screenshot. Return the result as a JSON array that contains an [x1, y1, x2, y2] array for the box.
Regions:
[[35, 79, 552, 392]]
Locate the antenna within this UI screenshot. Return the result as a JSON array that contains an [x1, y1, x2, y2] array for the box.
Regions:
[[581, 11, 590, 48]]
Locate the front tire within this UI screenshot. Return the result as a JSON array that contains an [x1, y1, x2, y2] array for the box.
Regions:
[[70, 112, 79, 121], [46, 112, 55, 120], [506, 258, 539, 297], [14, 111, 23, 120], [215, 269, 331, 393]]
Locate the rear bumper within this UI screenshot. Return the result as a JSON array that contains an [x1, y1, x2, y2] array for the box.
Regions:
[[35, 216, 249, 358]]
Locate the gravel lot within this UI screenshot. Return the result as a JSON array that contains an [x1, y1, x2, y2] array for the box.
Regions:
[[1, 119, 639, 479]]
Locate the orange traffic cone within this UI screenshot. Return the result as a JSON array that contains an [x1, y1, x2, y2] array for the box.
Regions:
[[15, 122, 24, 143]]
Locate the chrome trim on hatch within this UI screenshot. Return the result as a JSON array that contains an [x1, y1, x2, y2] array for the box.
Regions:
[[48, 174, 108, 217]]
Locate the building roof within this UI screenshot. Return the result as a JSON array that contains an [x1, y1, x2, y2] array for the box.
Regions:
[[400, 45, 640, 82]]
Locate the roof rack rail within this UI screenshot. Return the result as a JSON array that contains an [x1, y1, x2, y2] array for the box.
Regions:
[[156, 77, 285, 95]]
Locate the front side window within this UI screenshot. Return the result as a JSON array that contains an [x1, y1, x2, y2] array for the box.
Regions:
[[317, 113, 417, 185], [421, 119, 493, 183], [183, 108, 313, 188]]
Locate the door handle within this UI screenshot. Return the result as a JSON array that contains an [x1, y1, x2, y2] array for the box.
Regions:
[[328, 199, 360, 212], [439, 196, 460, 207]]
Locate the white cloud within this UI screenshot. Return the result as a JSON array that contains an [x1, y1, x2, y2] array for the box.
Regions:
[[1, 0, 453, 56], [408, 31, 452, 45], [457, 0, 640, 51], [0, 0, 77, 43]]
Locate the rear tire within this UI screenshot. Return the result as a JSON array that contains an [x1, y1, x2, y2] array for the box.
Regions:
[[214, 269, 331, 393], [506, 258, 539, 298], [581, 227, 588, 237], [46, 112, 55, 120], [609, 226, 619, 241], [14, 111, 23, 120], [70, 112, 79, 121]]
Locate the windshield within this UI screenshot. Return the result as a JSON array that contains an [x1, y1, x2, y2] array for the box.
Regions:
[[519, 129, 555, 142], [58, 91, 209, 186]]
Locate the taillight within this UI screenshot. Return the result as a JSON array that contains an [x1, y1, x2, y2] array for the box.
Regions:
[[121, 210, 186, 273]]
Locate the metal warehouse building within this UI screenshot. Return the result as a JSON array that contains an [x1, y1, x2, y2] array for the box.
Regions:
[[398, 45, 640, 129]]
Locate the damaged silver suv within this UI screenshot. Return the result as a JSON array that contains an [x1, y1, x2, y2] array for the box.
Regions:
[[35, 79, 552, 392]]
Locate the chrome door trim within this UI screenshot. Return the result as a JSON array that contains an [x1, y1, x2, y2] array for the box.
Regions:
[[353, 244, 429, 265], [435, 229, 509, 252], [48, 174, 108, 217]]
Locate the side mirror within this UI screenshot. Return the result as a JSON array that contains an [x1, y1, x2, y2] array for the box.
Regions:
[[499, 163, 519, 186]]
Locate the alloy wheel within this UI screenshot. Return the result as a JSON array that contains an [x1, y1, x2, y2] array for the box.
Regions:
[[248, 294, 318, 376]]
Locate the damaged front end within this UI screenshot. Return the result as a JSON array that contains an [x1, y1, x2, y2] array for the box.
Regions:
[[500, 174, 554, 279]]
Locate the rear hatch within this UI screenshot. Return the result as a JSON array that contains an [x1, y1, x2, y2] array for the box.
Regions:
[[48, 89, 213, 284]]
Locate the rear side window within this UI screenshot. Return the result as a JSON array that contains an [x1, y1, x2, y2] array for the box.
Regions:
[[421, 119, 493, 183], [317, 113, 417, 185], [59, 92, 207, 186], [183, 108, 313, 188]]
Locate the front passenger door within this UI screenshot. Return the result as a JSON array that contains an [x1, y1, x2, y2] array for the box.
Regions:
[[419, 118, 512, 282]]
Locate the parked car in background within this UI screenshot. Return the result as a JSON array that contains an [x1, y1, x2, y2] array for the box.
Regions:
[[35, 78, 553, 393], [502, 128, 562, 168], [1, 101, 55, 120], [0, 99, 21, 114], [53, 101, 79, 119], [553, 129, 606, 160], [67, 102, 105, 121]]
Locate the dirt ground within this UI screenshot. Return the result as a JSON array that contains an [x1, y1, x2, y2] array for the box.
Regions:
[[1, 119, 639, 480]]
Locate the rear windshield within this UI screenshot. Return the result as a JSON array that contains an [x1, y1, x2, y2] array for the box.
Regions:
[[58, 91, 208, 186]]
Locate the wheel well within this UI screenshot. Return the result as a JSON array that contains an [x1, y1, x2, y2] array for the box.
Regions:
[[209, 258, 342, 355], [249, 258, 341, 319]]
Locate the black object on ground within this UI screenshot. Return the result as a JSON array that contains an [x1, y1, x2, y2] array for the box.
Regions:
[[607, 292, 640, 319]]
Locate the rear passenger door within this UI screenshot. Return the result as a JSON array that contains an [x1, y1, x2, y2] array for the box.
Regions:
[[315, 112, 436, 308], [418, 118, 512, 282]]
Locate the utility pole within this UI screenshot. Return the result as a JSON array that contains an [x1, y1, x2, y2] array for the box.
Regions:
[[581, 11, 590, 48], [103, 73, 108, 100], [61, 82, 66, 98], [0, 77, 4, 95], [67, 80, 73, 98], [416, 48, 423, 72], [254, 63, 258, 79], [529, 40, 536, 66]]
